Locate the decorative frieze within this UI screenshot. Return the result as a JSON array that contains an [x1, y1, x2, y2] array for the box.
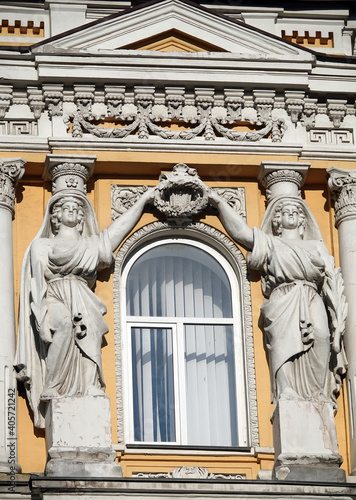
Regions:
[[132, 467, 246, 480], [1, 85, 355, 145], [328, 167, 356, 227], [0, 158, 25, 215]]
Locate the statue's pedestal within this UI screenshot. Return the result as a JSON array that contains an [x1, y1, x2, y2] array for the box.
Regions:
[[45, 395, 122, 477], [272, 399, 345, 482]]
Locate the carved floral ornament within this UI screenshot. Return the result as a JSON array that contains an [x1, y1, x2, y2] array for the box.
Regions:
[[328, 168, 356, 227], [0, 159, 25, 215], [69, 86, 287, 143]]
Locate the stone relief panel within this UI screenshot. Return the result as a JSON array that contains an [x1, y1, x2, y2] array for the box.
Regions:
[[132, 467, 246, 480]]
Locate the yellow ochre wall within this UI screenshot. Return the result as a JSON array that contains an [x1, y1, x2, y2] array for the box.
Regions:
[[12, 150, 354, 477]]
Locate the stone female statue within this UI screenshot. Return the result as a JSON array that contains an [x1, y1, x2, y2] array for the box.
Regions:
[[15, 188, 153, 428], [208, 191, 347, 406]]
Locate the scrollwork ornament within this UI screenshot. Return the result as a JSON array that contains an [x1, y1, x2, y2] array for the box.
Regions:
[[132, 467, 246, 479], [111, 185, 148, 219]]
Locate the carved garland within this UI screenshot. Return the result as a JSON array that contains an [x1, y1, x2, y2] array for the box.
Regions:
[[113, 220, 259, 448], [2, 84, 356, 143]]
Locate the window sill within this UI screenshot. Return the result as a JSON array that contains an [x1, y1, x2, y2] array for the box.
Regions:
[[113, 443, 256, 456]]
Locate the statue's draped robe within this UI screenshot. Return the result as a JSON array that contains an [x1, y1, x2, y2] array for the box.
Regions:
[[16, 230, 114, 428], [248, 228, 330, 401]]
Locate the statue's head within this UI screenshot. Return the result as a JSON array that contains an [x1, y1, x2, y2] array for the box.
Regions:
[[272, 200, 306, 238], [50, 196, 85, 235]]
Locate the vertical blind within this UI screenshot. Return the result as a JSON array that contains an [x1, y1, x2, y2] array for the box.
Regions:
[[127, 243, 238, 446]]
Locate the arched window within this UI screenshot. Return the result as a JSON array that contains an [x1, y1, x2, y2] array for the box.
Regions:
[[121, 235, 251, 448]]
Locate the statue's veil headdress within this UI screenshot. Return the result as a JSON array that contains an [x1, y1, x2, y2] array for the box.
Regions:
[[259, 195, 324, 241]]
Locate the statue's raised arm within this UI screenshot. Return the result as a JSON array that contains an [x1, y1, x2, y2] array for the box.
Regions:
[[15, 187, 154, 428], [208, 190, 253, 250], [211, 190, 347, 407]]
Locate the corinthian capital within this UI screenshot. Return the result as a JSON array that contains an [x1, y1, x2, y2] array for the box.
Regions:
[[328, 167, 356, 227], [0, 158, 25, 216]]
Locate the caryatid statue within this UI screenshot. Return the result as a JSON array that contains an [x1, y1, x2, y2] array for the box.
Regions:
[[15, 162, 154, 429], [208, 189, 347, 408]]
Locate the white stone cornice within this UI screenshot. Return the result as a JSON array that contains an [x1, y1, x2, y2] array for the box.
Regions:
[[0, 158, 25, 216]]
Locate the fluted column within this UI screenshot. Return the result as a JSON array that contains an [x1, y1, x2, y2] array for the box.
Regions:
[[328, 167, 356, 476], [0, 158, 25, 473]]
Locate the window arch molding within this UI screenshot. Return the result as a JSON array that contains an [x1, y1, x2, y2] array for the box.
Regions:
[[113, 221, 259, 449]]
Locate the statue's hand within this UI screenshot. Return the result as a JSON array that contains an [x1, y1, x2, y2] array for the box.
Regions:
[[207, 189, 221, 208], [39, 316, 52, 344], [141, 186, 156, 205]]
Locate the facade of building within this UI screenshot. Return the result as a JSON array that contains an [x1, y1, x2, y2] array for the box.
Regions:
[[0, 0, 356, 498]]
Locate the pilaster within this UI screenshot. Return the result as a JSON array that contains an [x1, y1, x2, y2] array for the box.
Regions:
[[0, 158, 25, 473], [328, 167, 356, 476]]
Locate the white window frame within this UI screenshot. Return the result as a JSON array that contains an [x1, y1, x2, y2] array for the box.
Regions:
[[121, 237, 249, 448]]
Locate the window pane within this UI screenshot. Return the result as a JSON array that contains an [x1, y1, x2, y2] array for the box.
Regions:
[[131, 327, 176, 442], [184, 324, 238, 446], [127, 244, 232, 318]]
